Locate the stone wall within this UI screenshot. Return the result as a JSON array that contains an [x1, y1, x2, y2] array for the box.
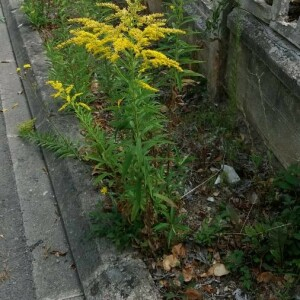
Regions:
[[239, 0, 300, 48], [227, 8, 300, 167], [190, 0, 300, 167]]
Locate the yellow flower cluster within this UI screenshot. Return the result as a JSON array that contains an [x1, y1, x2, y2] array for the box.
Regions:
[[137, 80, 159, 92], [58, 0, 184, 71], [100, 186, 108, 195], [47, 81, 91, 111], [16, 64, 32, 73], [141, 50, 182, 72]]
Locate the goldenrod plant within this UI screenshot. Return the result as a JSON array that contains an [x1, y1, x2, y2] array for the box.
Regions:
[[21, 0, 192, 249], [22, 0, 68, 28], [159, 0, 203, 93]]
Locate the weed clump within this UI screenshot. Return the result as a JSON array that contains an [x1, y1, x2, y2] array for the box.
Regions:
[[20, 0, 201, 250]]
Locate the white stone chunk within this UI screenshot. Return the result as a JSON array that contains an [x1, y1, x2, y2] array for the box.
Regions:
[[214, 164, 241, 185]]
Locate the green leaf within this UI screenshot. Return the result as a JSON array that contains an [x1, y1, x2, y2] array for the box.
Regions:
[[293, 232, 300, 240], [131, 178, 143, 221], [182, 69, 204, 77], [153, 223, 169, 231], [154, 193, 177, 208], [285, 174, 300, 187], [277, 181, 292, 190], [122, 152, 133, 177], [93, 172, 112, 185]]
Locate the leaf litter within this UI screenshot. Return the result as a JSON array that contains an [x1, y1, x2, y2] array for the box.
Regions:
[[140, 94, 294, 299]]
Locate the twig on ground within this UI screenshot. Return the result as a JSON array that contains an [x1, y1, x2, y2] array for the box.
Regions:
[[240, 202, 255, 233], [180, 172, 219, 200]]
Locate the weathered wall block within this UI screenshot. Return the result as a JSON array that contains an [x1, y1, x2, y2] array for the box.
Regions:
[[240, 0, 273, 23], [188, 1, 300, 166], [239, 0, 300, 48], [227, 8, 300, 166]]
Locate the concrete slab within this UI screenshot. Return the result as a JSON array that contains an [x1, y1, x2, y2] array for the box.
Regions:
[[0, 92, 35, 300]]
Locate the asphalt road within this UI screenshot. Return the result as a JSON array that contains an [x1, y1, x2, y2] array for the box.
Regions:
[[0, 94, 36, 300]]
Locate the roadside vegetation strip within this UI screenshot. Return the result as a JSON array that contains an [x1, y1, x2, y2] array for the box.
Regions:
[[20, 0, 202, 250], [14, 0, 300, 299]]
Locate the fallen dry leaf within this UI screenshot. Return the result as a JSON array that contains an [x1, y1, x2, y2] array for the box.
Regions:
[[214, 155, 223, 162], [213, 252, 221, 262], [184, 288, 203, 300], [90, 79, 99, 94], [160, 105, 168, 113], [162, 254, 180, 271], [172, 278, 181, 287], [207, 196, 215, 202], [0, 234, 4, 239], [213, 191, 220, 197], [182, 264, 194, 282], [202, 284, 215, 294], [182, 78, 197, 87], [50, 250, 68, 257], [172, 243, 186, 258], [0, 108, 8, 113], [0, 269, 9, 282], [257, 271, 274, 283], [159, 279, 169, 288], [284, 273, 295, 284], [12, 103, 19, 109], [43, 245, 52, 259], [207, 263, 230, 277]]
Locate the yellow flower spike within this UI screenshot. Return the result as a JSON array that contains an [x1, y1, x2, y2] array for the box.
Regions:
[[16, 67, 21, 73], [58, 103, 69, 112], [47, 80, 63, 91], [97, 2, 121, 12], [113, 37, 135, 53], [77, 102, 91, 111], [71, 93, 84, 102], [141, 49, 183, 71], [47, 80, 64, 98], [137, 80, 159, 92], [65, 84, 74, 95], [100, 186, 108, 195], [23, 64, 31, 69], [117, 99, 123, 107], [109, 53, 120, 62], [52, 91, 62, 98]]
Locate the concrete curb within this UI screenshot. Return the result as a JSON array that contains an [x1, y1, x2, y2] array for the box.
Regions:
[[1, 1, 161, 299]]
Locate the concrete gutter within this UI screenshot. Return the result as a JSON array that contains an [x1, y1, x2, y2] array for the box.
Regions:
[[0, 0, 161, 299]]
